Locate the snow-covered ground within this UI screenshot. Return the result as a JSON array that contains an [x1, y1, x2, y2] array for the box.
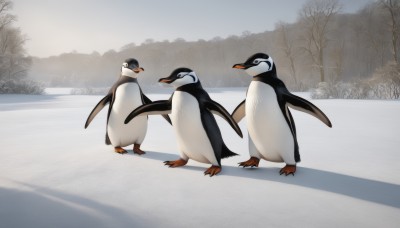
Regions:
[[0, 88, 399, 228], [44, 87, 73, 95]]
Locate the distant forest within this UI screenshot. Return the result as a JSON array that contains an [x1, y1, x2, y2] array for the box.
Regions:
[[24, 0, 400, 96]]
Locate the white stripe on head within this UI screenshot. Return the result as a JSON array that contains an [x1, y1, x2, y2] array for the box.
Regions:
[[252, 57, 273, 70], [172, 71, 198, 88], [246, 57, 274, 76]]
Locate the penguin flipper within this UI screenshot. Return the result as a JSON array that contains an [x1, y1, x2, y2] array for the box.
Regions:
[[286, 108, 300, 162], [206, 100, 243, 138], [84, 94, 112, 128], [125, 100, 172, 124], [283, 92, 332, 128], [142, 94, 172, 125], [232, 99, 246, 123]]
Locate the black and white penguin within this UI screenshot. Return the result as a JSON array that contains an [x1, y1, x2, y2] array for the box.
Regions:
[[232, 53, 332, 175], [124, 68, 243, 176], [85, 58, 171, 154]]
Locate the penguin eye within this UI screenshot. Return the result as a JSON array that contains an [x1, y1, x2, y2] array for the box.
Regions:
[[253, 59, 260, 64]]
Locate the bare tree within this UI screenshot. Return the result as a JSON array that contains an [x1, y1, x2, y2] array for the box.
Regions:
[[276, 22, 298, 86], [370, 61, 400, 98], [0, 27, 29, 80], [299, 0, 342, 82], [0, 0, 15, 32], [329, 39, 344, 82], [0, 0, 40, 95], [358, 4, 388, 67], [379, 0, 400, 63]]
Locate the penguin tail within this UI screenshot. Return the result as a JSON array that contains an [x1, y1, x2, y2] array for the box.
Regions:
[[105, 133, 111, 145], [221, 144, 238, 159]]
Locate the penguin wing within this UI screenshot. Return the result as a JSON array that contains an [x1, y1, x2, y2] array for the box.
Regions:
[[200, 110, 238, 166], [125, 100, 172, 124], [285, 107, 300, 162], [282, 91, 332, 128], [231, 99, 246, 123], [84, 94, 112, 128], [141, 94, 172, 125], [205, 100, 243, 138]]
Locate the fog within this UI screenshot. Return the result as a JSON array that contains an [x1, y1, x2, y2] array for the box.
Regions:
[[2, 0, 399, 99], [28, 0, 398, 93], [13, 0, 368, 58]]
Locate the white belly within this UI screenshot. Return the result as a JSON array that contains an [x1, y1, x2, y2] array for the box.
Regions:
[[171, 91, 218, 166], [246, 81, 295, 163], [107, 83, 147, 147]]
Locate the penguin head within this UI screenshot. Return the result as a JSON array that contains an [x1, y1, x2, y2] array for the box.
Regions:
[[158, 67, 199, 88], [232, 53, 276, 77], [121, 58, 144, 78]]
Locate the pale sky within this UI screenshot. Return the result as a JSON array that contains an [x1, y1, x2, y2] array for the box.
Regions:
[[12, 0, 372, 58]]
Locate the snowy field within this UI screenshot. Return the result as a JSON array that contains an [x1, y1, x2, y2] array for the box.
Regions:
[[0, 88, 399, 228]]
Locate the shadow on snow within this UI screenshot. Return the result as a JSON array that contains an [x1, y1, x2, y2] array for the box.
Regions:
[[0, 183, 153, 228], [138, 150, 400, 209]]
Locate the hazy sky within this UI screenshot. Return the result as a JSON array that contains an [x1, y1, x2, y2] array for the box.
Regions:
[[12, 0, 372, 58]]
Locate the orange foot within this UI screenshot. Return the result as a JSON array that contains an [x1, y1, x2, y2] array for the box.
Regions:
[[280, 164, 296, 176], [114, 147, 128, 154], [204, 166, 221, 177], [238, 157, 260, 168], [133, 144, 146, 155], [164, 159, 188, 168]]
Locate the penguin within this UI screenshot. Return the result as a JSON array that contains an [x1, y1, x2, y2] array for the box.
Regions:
[[124, 68, 243, 176], [84, 58, 171, 154], [232, 53, 332, 175]]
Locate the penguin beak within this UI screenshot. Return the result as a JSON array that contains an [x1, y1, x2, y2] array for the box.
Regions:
[[158, 77, 173, 84], [133, 67, 144, 73], [232, 63, 246, 69]]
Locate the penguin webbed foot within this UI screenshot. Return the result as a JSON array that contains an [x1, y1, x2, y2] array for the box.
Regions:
[[114, 147, 128, 154], [204, 166, 221, 177], [133, 144, 146, 155], [133, 148, 146, 155], [238, 157, 260, 168], [279, 165, 296, 176], [163, 159, 188, 168]]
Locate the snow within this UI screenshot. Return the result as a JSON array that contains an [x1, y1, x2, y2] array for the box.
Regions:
[[44, 87, 73, 95], [0, 88, 399, 228]]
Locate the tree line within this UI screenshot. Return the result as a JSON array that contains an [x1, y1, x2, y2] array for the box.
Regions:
[[8, 0, 400, 98]]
